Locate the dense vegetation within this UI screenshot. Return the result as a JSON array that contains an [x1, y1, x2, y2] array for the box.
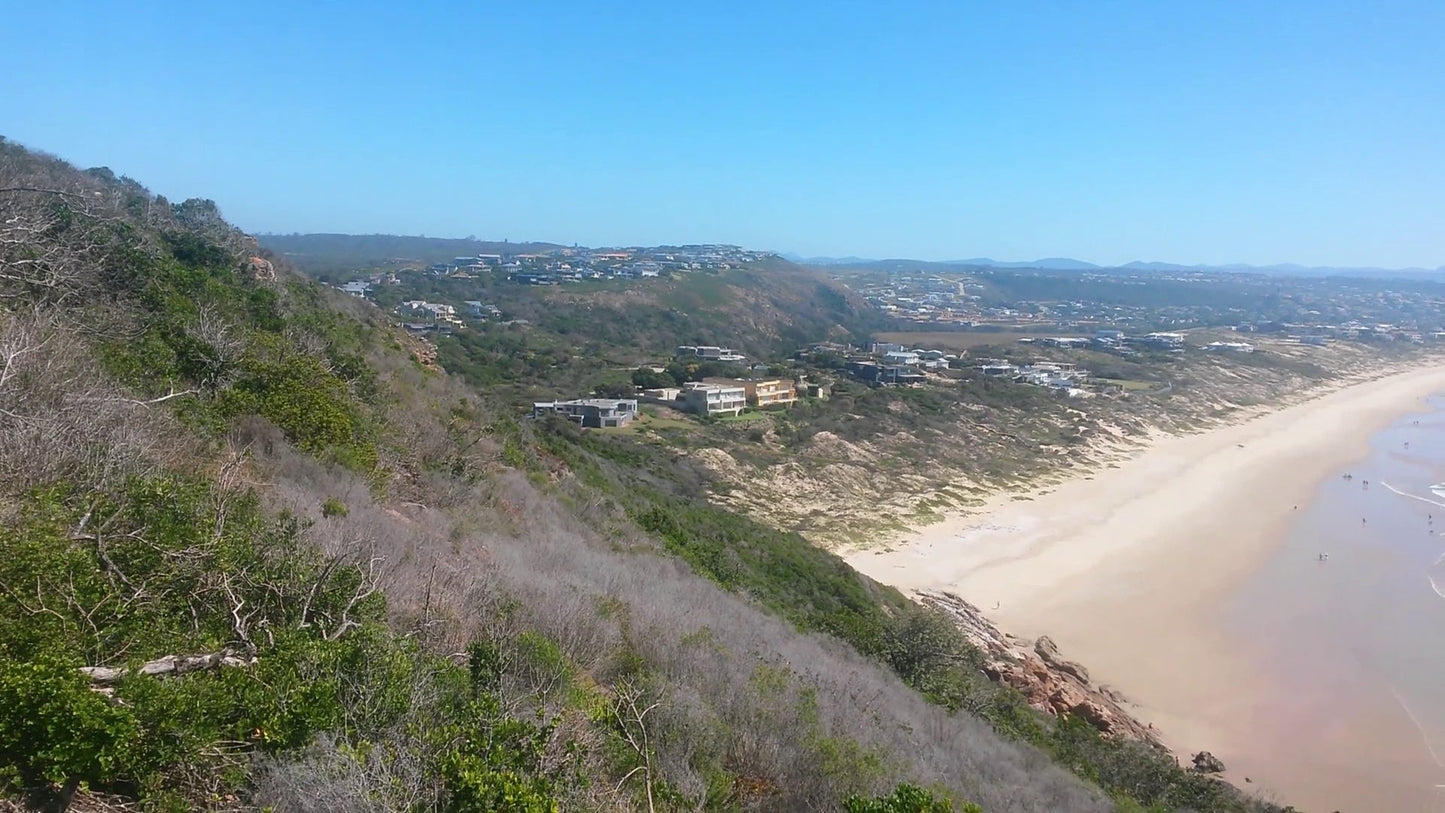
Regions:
[[1, 138, 1290, 811], [531, 421, 1286, 813], [409, 260, 883, 397]]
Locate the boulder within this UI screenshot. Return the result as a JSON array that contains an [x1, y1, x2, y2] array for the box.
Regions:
[[244, 256, 276, 281], [1098, 684, 1129, 704], [1192, 751, 1226, 773], [1034, 635, 1091, 684]]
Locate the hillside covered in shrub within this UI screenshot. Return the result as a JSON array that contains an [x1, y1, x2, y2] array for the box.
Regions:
[[0, 138, 1286, 812]]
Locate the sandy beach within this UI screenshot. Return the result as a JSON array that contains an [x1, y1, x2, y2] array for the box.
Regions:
[[847, 363, 1445, 811]]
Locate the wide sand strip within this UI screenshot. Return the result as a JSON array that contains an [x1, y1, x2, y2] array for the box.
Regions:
[[847, 363, 1445, 807]]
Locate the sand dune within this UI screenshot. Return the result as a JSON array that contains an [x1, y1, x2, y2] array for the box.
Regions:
[[848, 363, 1445, 810]]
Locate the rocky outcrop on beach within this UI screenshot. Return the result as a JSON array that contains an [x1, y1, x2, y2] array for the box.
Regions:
[[919, 590, 1164, 747]]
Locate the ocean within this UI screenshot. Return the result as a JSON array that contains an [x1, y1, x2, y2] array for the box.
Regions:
[[1225, 393, 1445, 811]]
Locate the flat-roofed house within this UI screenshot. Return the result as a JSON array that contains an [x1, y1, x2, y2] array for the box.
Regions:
[[705, 378, 797, 408], [531, 398, 638, 428], [679, 382, 746, 416]]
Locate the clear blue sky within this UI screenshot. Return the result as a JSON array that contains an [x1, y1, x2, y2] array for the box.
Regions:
[[4, 1, 1442, 267]]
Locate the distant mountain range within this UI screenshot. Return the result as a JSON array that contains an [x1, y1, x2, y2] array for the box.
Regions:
[[781, 253, 1445, 278]]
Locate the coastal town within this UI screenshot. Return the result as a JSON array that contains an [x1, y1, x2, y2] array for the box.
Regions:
[[310, 244, 1445, 436], [846, 266, 1445, 345]]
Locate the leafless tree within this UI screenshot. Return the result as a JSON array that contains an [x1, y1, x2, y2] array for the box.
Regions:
[[611, 680, 660, 813]]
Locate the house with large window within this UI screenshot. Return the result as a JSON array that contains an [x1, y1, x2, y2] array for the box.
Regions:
[[704, 378, 797, 408], [678, 382, 746, 416], [531, 398, 638, 428]]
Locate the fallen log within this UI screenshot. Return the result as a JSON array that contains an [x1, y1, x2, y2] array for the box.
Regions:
[[79, 649, 256, 683]]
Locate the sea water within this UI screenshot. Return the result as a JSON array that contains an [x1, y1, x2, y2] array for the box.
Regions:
[[1225, 394, 1445, 810]]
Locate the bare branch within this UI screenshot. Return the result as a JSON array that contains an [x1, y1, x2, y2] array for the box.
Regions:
[[320, 556, 385, 641], [611, 680, 660, 813], [127, 386, 200, 406]]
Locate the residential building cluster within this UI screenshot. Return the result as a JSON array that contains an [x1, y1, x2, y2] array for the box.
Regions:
[[812, 341, 961, 387], [531, 337, 800, 427], [976, 359, 1095, 396], [638, 377, 799, 417], [1018, 330, 1186, 354], [1233, 320, 1442, 346], [675, 345, 747, 362], [427, 245, 774, 285], [840, 267, 1445, 341]]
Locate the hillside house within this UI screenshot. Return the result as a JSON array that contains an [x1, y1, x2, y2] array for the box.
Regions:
[[639, 387, 682, 403], [677, 345, 747, 363], [1039, 337, 1090, 348], [706, 378, 798, 408], [679, 382, 746, 416], [882, 350, 920, 366], [978, 362, 1017, 377], [399, 300, 460, 324], [1137, 332, 1185, 350], [846, 361, 925, 386], [531, 398, 638, 428]]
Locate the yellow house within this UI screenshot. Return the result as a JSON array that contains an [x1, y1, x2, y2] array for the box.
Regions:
[[706, 378, 797, 409]]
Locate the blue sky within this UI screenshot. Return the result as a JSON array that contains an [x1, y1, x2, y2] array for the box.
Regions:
[[3, 1, 1442, 267]]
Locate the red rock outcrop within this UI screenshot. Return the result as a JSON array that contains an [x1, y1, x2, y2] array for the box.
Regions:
[[244, 256, 276, 281], [919, 590, 1163, 747]]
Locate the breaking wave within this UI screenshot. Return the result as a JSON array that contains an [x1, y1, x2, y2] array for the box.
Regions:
[[1379, 482, 1445, 601]]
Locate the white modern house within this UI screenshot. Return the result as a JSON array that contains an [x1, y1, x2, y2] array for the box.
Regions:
[[679, 382, 746, 416]]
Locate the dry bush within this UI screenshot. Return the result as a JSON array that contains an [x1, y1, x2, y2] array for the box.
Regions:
[[238, 423, 1107, 811], [248, 735, 390, 813], [0, 312, 186, 513]]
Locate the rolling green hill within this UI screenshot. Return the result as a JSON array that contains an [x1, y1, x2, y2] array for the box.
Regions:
[[266, 234, 890, 402]]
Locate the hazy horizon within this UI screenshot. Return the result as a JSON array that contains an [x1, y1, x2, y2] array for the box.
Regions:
[[4, 1, 1442, 269]]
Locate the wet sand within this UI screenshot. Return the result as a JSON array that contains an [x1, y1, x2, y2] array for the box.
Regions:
[[847, 364, 1445, 811]]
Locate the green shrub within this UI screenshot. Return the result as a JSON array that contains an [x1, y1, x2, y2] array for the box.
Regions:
[[844, 782, 974, 813]]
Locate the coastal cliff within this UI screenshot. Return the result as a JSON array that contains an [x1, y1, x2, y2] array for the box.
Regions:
[[919, 590, 1165, 748]]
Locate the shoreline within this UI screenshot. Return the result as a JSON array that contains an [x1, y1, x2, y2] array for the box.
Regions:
[[847, 361, 1445, 807]]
